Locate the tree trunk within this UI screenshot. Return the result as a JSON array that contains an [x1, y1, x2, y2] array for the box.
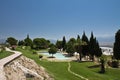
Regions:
[[79, 53, 82, 62]]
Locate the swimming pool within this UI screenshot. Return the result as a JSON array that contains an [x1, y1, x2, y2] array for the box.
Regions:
[[39, 52, 69, 60]]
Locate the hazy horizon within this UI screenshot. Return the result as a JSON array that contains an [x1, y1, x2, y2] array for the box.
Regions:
[[0, 0, 120, 40]]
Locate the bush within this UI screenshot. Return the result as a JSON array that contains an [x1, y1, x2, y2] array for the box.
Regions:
[[39, 55, 43, 58], [112, 60, 119, 68], [99, 55, 105, 73], [107, 60, 119, 68]]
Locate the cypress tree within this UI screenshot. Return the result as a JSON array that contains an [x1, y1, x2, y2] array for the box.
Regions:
[[89, 32, 102, 61], [77, 35, 80, 42], [24, 34, 33, 47], [113, 29, 120, 60], [89, 32, 96, 61], [95, 41, 102, 58], [62, 36, 66, 51], [82, 32, 89, 56]]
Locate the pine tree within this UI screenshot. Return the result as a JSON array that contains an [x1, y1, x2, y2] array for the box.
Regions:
[[114, 29, 120, 60]]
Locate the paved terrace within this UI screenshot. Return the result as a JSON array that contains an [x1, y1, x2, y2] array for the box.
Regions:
[[0, 48, 22, 80]]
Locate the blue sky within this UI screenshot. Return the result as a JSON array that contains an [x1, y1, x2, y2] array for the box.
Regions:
[[0, 0, 120, 40]]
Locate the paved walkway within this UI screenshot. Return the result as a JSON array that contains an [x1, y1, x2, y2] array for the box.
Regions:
[[68, 62, 88, 80], [0, 48, 22, 80]]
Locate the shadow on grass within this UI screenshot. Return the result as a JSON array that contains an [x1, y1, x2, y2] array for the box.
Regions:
[[88, 65, 100, 68], [47, 56, 56, 58], [72, 60, 93, 63]]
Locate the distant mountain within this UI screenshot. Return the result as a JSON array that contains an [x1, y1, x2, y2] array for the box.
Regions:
[[0, 38, 6, 44], [97, 36, 114, 47], [49, 39, 57, 44]]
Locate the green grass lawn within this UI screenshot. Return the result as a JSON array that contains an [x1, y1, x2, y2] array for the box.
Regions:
[[71, 62, 120, 80], [0, 50, 14, 59], [16, 47, 120, 80]]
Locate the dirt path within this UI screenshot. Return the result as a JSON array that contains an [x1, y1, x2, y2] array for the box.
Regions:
[[67, 62, 88, 80], [0, 48, 22, 80]]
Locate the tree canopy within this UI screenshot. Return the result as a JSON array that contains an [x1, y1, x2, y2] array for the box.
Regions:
[[18, 40, 25, 46], [33, 38, 50, 49], [6, 37, 18, 46], [56, 40, 62, 49], [66, 38, 77, 56], [48, 46, 57, 57]]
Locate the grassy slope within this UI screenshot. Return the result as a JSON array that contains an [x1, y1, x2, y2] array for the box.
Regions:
[[0, 51, 13, 59], [16, 47, 120, 80], [71, 62, 120, 80], [16, 47, 81, 80]]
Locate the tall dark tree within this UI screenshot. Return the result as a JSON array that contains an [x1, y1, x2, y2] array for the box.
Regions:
[[24, 34, 33, 47], [77, 35, 80, 42], [95, 41, 102, 58], [6, 37, 18, 46], [82, 32, 89, 43], [82, 32, 89, 56], [62, 36, 66, 51], [89, 32, 102, 61], [114, 29, 120, 60], [89, 32, 96, 61]]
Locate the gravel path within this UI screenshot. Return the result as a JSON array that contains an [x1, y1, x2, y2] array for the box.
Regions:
[[0, 48, 22, 80], [68, 62, 88, 80]]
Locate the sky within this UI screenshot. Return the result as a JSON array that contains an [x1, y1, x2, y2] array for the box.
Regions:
[[0, 0, 120, 41]]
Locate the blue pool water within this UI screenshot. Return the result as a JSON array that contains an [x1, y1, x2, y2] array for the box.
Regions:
[[39, 52, 69, 60]]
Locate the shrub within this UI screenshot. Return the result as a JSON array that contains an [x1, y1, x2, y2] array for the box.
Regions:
[[107, 60, 119, 68], [112, 60, 119, 68], [99, 55, 105, 73], [39, 55, 43, 58]]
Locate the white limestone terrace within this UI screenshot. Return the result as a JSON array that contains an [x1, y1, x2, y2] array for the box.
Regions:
[[0, 47, 22, 80], [100, 47, 113, 55]]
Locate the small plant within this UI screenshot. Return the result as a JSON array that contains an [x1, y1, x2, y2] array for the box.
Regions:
[[99, 55, 105, 73], [39, 55, 43, 58], [112, 60, 119, 68], [107, 60, 119, 68]]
